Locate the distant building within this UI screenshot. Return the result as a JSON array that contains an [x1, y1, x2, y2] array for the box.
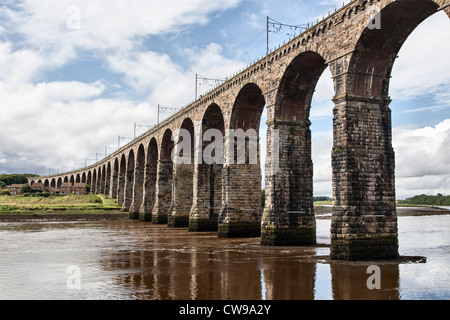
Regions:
[[9, 184, 23, 195], [60, 183, 73, 195], [46, 187, 61, 196], [31, 183, 45, 193], [73, 183, 87, 195]]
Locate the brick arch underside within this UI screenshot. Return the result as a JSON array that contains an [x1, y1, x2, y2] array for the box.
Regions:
[[347, 0, 442, 98], [219, 84, 266, 238], [188, 104, 225, 232], [260, 50, 328, 246]]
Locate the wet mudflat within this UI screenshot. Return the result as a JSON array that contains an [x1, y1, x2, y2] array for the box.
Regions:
[[0, 214, 449, 300]]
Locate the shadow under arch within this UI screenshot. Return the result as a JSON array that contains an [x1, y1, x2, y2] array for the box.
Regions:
[[220, 83, 266, 238], [169, 117, 195, 228], [189, 103, 225, 232], [139, 138, 158, 221], [117, 154, 127, 207], [152, 129, 174, 224], [121, 149, 135, 212], [262, 50, 329, 246], [129, 144, 146, 219]]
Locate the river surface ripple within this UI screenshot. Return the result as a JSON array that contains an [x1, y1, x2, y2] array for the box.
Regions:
[[0, 215, 449, 300]]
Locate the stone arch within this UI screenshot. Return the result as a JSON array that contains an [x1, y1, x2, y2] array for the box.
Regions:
[[87, 171, 92, 188], [99, 164, 106, 194], [117, 154, 127, 206], [97, 166, 103, 194], [161, 129, 174, 161], [329, 0, 448, 260], [105, 162, 111, 197], [92, 169, 97, 193], [76, 174, 81, 184], [262, 51, 329, 246], [51, 178, 56, 188], [122, 149, 135, 212], [129, 144, 145, 218], [70, 175, 75, 185], [169, 118, 195, 227], [346, 0, 443, 98], [140, 138, 158, 221], [220, 83, 266, 238], [81, 172, 86, 184], [275, 51, 327, 121], [190, 103, 225, 232], [57, 177, 63, 188], [110, 158, 119, 199], [152, 129, 174, 224], [64, 176, 69, 183], [44, 179, 49, 188]]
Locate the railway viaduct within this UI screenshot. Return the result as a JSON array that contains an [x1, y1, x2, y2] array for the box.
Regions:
[[29, 0, 450, 260]]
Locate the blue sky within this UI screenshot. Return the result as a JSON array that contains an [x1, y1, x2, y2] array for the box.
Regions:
[[0, 0, 449, 198]]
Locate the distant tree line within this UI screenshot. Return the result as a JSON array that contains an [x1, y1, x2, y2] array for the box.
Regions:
[[0, 174, 39, 188], [398, 194, 450, 206], [261, 190, 332, 208], [313, 196, 333, 202]]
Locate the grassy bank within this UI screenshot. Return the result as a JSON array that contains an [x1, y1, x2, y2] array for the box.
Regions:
[[0, 194, 122, 215]]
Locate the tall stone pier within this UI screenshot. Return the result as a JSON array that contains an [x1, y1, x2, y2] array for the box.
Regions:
[[30, 0, 449, 261], [330, 95, 398, 260]]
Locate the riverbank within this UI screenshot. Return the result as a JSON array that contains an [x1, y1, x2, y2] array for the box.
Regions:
[[1, 195, 449, 221], [0, 212, 129, 221], [0, 194, 124, 221], [314, 204, 450, 218]]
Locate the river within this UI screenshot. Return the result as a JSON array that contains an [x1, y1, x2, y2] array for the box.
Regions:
[[0, 214, 449, 300]]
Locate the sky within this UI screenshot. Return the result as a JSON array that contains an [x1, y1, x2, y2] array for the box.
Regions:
[[0, 0, 449, 199]]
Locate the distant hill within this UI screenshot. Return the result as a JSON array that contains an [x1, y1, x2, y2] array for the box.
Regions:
[[0, 174, 39, 188], [398, 194, 450, 206]]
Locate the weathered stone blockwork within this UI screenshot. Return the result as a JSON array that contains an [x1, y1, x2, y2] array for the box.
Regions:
[[30, 0, 449, 261]]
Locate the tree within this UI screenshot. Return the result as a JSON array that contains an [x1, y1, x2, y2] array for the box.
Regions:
[[20, 184, 32, 194], [0, 174, 39, 186]]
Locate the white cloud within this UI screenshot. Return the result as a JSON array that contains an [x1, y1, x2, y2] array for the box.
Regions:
[[0, 0, 246, 174], [312, 130, 333, 196], [0, 80, 155, 171], [390, 12, 450, 104], [0, 42, 45, 84], [393, 120, 450, 179], [107, 42, 245, 107], [311, 67, 334, 120], [3, 0, 242, 53]]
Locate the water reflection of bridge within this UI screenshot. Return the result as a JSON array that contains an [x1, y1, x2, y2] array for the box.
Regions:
[[101, 224, 400, 300]]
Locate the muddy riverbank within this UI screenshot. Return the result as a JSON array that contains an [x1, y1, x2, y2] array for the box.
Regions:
[[314, 205, 450, 218], [1, 206, 448, 222], [0, 212, 128, 222]]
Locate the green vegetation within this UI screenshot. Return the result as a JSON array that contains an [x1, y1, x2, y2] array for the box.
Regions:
[[0, 174, 39, 186], [313, 196, 333, 206], [313, 196, 332, 202], [398, 194, 450, 206], [0, 194, 121, 214]]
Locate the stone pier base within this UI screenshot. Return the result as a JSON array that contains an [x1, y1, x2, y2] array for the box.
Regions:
[[189, 219, 218, 232], [260, 226, 316, 246], [129, 212, 140, 220], [330, 236, 399, 261], [168, 215, 190, 228], [139, 212, 153, 222], [218, 222, 261, 238]]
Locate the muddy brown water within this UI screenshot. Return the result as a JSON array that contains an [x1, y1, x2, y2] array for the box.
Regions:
[[0, 214, 449, 300]]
